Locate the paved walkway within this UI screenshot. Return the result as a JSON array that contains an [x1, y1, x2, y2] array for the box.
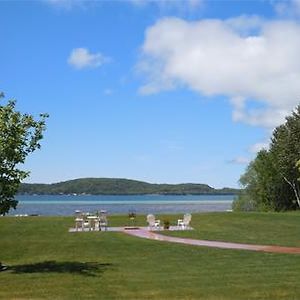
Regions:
[[124, 229, 300, 255], [69, 225, 188, 232]]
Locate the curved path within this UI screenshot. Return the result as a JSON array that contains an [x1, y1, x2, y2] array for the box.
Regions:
[[124, 229, 300, 254]]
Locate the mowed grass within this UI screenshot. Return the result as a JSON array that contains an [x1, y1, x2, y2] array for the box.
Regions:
[[161, 212, 300, 247], [0, 212, 299, 299]]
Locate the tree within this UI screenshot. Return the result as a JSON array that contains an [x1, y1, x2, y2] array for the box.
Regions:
[[269, 107, 300, 209], [235, 149, 281, 211], [234, 104, 300, 212], [0, 93, 48, 215]]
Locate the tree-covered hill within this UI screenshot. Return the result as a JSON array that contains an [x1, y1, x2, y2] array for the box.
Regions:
[[18, 178, 239, 195]]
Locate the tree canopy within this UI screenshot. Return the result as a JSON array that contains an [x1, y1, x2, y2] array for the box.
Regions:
[[233, 104, 300, 211], [0, 93, 48, 215]]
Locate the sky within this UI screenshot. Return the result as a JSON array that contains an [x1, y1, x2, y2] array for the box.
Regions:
[[1, 0, 300, 188]]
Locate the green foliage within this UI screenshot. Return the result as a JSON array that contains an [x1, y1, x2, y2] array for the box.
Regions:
[[236, 104, 300, 211], [235, 150, 282, 211], [18, 177, 239, 195], [0, 93, 48, 215], [296, 159, 300, 176], [163, 219, 170, 229], [232, 193, 256, 212]]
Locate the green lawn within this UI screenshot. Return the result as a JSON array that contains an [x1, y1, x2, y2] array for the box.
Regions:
[[0, 212, 300, 299], [161, 212, 300, 247]]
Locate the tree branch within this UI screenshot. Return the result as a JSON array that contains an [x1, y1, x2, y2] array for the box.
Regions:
[[283, 176, 300, 208]]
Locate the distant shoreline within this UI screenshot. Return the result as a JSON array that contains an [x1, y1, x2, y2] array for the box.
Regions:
[[17, 193, 238, 196], [19, 177, 240, 196]]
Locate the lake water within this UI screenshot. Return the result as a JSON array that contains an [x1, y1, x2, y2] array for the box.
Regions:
[[10, 194, 235, 216]]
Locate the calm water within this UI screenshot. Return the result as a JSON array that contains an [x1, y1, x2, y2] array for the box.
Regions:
[[11, 194, 235, 216]]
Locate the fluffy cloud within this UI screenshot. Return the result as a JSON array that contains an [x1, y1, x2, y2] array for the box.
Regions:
[[229, 142, 269, 165], [68, 48, 110, 70], [138, 16, 300, 129]]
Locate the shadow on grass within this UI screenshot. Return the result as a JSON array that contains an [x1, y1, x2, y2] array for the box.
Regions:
[[9, 261, 113, 277]]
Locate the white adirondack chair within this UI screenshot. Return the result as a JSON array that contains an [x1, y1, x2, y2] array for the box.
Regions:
[[177, 213, 192, 229], [147, 214, 161, 230]]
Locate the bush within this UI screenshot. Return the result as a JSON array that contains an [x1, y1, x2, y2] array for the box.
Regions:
[[163, 220, 170, 229], [232, 194, 256, 212]]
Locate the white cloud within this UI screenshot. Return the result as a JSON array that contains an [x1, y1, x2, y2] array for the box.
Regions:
[[274, 0, 300, 18], [68, 48, 110, 70], [231, 102, 288, 129], [229, 156, 250, 165], [48, 0, 202, 12], [138, 16, 300, 129], [225, 15, 264, 35], [248, 142, 269, 154], [129, 0, 202, 12], [229, 141, 270, 166]]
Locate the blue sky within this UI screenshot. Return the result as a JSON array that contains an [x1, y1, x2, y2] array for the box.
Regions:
[[1, 0, 300, 188]]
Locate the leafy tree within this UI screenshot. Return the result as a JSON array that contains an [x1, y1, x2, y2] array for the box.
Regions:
[[0, 93, 48, 215], [269, 107, 300, 208], [234, 104, 300, 211], [235, 149, 280, 211], [296, 159, 300, 181]]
